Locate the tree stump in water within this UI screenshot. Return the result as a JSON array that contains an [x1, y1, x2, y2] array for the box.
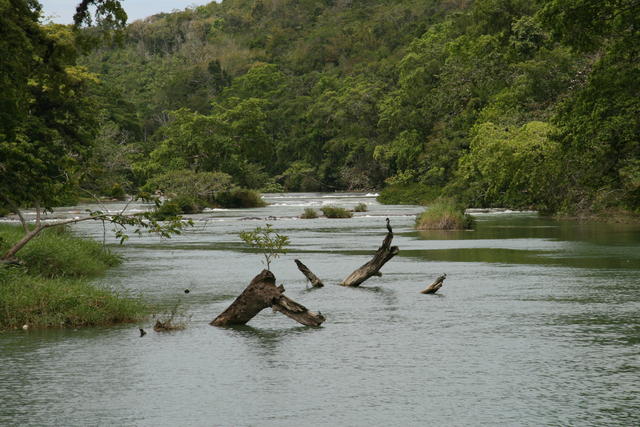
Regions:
[[340, 231, 399, 287], [295, 259, 324, 288], [421, 274, 446, 294], [211, 270, 325, 327]]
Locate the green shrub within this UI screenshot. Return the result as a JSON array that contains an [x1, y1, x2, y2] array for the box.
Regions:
[[377, 183, 441, 205], [416, 199, 473, 230], [300, 208, 318, 219], [213, 188, 266, 208], [152, 200, 183, 220], [353, 202, 368, 212], [108, 183, 127, 200], [320, 205, 353, 218]]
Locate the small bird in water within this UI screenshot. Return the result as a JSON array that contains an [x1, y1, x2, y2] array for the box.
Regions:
[[385, 217, 393, 233], [184, 289, 190, 294], [139, 328, 146, 337]]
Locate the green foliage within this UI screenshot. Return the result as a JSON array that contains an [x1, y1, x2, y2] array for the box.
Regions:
[[239, 224, 289, 270], [416, 199, 473, 231], [143, 170, 233, 200], [213, 188, 266, 208], [320, 205, 353, 218], [377, 184, 441, 205], [70, 0, 640, 216], [300, 208, 318, 219], [1, 8, 101, 210], [454, 121, 562, 212]]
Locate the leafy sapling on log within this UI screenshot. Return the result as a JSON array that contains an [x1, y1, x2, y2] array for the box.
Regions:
[[211, 270, 325, 327], [239, 224, 289, 271]]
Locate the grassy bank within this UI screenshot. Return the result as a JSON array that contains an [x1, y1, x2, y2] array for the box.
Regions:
[[0, 225, 147, 330]]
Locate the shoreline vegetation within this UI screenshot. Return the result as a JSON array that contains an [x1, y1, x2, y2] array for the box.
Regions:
[[0, 224, 147, 331]]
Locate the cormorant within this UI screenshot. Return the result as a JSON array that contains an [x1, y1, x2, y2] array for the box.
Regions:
[[184, 289, 190, 294], [139, 328, 146, 337], [385, 217, 393, 233]]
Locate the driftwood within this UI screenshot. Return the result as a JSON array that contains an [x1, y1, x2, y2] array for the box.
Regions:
[[295, 259, 324, 287], [421, 274, 446, 294], [211, 270, 325, 327], [340, 231, 399, 287]]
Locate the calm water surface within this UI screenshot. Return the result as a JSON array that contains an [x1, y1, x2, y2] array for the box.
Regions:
[[1, 193, 639, 426]]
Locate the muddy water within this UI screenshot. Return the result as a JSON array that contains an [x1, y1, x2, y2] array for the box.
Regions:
[[1, 193, 639, 426]]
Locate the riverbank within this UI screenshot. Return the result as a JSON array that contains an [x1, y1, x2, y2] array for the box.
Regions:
[[0, 224, 147, 331]]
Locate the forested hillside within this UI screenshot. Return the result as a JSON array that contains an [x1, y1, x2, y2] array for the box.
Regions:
[[3, 0, 639, 215]]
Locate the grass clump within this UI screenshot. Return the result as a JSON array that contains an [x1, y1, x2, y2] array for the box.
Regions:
[[320, 205, 353, 218], [416, 199, 474, 230], [0, 224, 147, 330], [377, 183, 441, 205], [353, 202, 368, 212], [300, 208, 318, 219]]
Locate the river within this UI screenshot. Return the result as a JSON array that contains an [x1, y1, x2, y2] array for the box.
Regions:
[[1, 192, 639, 426]]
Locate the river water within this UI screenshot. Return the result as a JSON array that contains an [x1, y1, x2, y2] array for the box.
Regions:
[[1, 193, 639, 426]]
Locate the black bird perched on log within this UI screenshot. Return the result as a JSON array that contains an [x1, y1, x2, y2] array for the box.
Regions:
[[385, 217, 393, 233], [139, 328, 146, 337]]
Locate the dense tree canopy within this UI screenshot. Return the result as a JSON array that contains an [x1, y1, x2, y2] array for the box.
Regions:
[[2, 0, 638, 216]]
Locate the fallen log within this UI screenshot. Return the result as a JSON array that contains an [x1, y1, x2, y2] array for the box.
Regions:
[[340, 231, 399, 287], [211, 270, 325, 327], [295, 259, 324, 287], [421, 274, 446, 294]]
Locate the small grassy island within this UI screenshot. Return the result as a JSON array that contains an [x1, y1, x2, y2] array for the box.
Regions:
[[416, 199, 474, 231], [0, 225, 147, 331]]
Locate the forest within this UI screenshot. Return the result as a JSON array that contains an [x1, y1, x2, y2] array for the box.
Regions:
[[2, 0, 639, 216]]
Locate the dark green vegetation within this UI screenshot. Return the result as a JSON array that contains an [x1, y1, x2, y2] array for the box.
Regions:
[[416, 199, 473, 230], [377, 184, 441, 206], [73, 0, 639, 217], [0, 225, 146, 330], [320, 206, 353, 218]]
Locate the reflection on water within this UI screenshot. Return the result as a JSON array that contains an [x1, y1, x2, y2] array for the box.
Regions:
[[1, 193, 639, 426]]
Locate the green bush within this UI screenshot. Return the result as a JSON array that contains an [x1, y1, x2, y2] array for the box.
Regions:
[[416, 199, 473, 230], [213, 188, 266, 208], [320, 205, 353, 218], [108, 183, 127, 200], [300, 208, 318, 219], [152, 200, 183, 220], [353, 202, 368, 212], [377, 184, 441, 205]]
